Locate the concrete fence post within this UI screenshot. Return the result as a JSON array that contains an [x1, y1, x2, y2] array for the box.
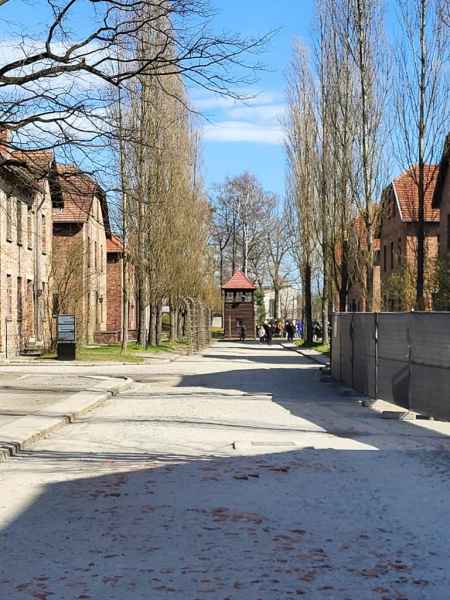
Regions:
[[351, 313, 355, 389], [373, 312, 379, 401], [407, 311, 413, 410]]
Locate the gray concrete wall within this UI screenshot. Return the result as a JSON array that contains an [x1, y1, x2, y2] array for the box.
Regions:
[[332, 312, 450, 420]]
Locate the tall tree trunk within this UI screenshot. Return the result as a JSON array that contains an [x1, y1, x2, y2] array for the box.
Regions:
[[339, 240, 349, 311], [273, 286, 280, 320], [177, 308, 184, 340], [304, 262, 313, 345], [242, 224, 248, 276], [155, 304, 162, 346], [219, 248, 224, 287], [416, 0, 426, 311], [169, 304, 177, 342], [356, 0, 374, 312], [322, 255, 329, 344], [147, 304, 157, 347]]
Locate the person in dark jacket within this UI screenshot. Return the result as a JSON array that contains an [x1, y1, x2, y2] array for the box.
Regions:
[[239, 321, 246, 342], [286, 321, 294, 343]]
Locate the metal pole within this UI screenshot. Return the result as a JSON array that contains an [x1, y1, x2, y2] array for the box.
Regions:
[[373, 312, 378, 400], [351, 313, 355, 388]]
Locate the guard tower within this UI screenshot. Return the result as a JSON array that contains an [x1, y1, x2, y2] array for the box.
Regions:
[[222, 271, 256, 339]]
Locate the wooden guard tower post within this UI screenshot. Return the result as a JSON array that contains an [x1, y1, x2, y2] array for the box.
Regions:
[[222, 271, 256, 339]]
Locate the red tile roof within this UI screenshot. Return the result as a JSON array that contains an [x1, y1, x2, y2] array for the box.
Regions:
[[52, 164, 100, 223], [393, 164, 440, 222], [222, 271, 256, 290], [0, 145, 53, 187], [107, 235, 123, 253], [433, 134, 450, 208]]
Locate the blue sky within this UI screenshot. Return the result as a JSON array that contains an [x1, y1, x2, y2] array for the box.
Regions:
[[194, 1, 315, 198], [0, 0, 314, 198], [0, 0, 407, 201]]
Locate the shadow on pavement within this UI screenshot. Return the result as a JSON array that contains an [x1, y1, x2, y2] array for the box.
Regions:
[[1, 447, 450, 599], [176, 348, 450, 451]]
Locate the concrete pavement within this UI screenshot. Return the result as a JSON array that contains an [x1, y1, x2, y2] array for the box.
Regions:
[[1, 342, 450, 598], [0, 371, 132, 460]]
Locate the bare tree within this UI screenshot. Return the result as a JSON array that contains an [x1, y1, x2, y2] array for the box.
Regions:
[[210, 172, 273, 282], [394, 0, 449, 309], [285, 42, 318, 344], [264, 212, 291, 320], [0, 0, 271, 176]]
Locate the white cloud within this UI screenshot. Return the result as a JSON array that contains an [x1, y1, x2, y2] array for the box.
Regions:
[[202, 121, 285, 145], [227, 103, 286, 123], [194, 89, 286, 145]]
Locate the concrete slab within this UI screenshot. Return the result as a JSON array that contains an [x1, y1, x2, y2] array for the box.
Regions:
[[0, 376, 132, 460]]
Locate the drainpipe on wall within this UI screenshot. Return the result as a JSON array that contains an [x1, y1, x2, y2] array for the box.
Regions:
[[33, 193, 41, 342]]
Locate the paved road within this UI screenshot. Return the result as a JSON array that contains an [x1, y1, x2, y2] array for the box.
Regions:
[[1, 342, 450, 599]]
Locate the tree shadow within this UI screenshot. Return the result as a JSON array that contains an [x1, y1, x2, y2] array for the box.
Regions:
[[176, 352, 450, 452], [2, 446, 450, 599]]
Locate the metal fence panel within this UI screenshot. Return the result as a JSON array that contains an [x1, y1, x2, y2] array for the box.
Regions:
[[410, 313, 450, 419], [353, 314, 376, 397], [331, 314, 341, 381], [377, 313, 410, 407], [332, 311, 450, 420], [340, 314, 354, 388]]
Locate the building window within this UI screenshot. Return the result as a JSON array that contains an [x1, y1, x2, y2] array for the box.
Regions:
[[390, 241, 394, 271], [87, 237, 91, 268], [397, 238, 402, 266], [6, 275, 12, 317], [17, 277, 23, 321], [27, 207, 33, 249], [41, 214, 47, 254], [383, 245, 387, 272], [27, 280, 34, 333], [94, 241, 97, 270], [6, 196, 13, 242], [16, 199, 22, 246], [100, 245, 103, 272]]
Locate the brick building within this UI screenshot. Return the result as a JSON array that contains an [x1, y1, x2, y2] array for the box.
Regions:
[[223, 271, 256, 339], [0, 145, 54, 357], [97, 234, 137, 343], [346, 214, 382, 312], [50, 164, 110, 343], [378, 165, 440, 311], [433, 134, 450, 258]]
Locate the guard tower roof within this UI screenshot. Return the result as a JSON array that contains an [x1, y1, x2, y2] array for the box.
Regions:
[[222, 271, 256, 290]]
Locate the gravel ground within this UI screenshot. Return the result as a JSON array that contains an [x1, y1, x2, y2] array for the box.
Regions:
[[1, 342, 450, 599]]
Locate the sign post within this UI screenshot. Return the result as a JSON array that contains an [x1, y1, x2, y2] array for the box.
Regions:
[[56, 315, 76, 360]]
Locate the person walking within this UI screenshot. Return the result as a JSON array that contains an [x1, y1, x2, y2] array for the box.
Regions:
[[287, 321, 294, 343], [258, 324, 266, 343], [239, 321, 246, 342], [265, 322, 273, 345]]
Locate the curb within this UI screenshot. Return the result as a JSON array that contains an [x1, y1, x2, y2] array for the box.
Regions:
[[279, 343, 330, 367], [0, 377, 133, 462]]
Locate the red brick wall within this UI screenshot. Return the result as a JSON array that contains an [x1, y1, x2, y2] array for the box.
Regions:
[[439, 170, 450, 258], [106, 252, 122, 332], [379, 191, 439, 310]]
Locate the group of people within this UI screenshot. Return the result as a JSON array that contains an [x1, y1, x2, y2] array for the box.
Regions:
[[257, 322, 275, 344], [238, 317, 322, 345], [258, 319, 301, 344]]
